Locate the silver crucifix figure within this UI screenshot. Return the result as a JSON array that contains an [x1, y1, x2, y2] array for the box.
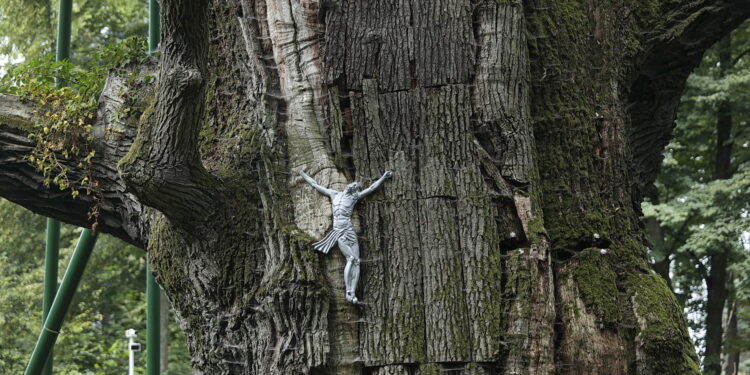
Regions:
[[300, 170, 393, 303]]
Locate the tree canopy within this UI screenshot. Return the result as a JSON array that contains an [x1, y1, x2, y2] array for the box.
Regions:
[[643, 20, 750, 373], [0, 0, 146, 64]]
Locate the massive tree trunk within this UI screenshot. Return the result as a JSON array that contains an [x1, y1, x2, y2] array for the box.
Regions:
[[2, 0, 750, 374]]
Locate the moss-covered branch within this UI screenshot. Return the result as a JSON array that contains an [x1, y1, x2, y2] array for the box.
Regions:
[[0, 88, 151, 247]]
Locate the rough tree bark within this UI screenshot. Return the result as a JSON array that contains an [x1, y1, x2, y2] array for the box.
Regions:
[[2, 0, 750, 374]]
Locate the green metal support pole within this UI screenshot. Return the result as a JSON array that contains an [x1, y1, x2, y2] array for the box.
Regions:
[[41, 219, 59, 375], [25, 230, 98, 375], [54, 0, 73, 85], [148, 0, 160, 55], [147, 264, 160, 375], [42, 1, 74, 374], [146, 2, 161, 374]]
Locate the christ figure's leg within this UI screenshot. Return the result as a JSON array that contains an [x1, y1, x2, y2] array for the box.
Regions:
[[337, 235, 360, 303]]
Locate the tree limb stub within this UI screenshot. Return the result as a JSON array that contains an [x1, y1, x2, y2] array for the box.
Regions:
[[118, 0, 220, 227]]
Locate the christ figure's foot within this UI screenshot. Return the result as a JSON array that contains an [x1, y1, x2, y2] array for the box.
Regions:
[[346, 290, 359, 304]]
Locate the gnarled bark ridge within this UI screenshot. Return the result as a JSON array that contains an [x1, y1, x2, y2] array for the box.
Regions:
[[2, 0, 749, 374]]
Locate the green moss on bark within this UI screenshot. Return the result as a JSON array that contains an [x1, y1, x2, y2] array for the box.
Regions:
[[117, 96, 156, 170], [148, 215, 184, 289], [526, 216, 546, 245], [568, 248, 621, 326], [0, 113, 33, 132], [629, 268, 700, 374], [418, 363, 441, 375]]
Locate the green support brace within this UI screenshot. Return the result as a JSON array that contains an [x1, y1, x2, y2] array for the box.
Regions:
[[25, 230, 98, 375], [42, 219, 59, 375], [147, 1, 161, 374], [149, 0, 160, 55], [54, 0, 73, 86], [42, 0, 73, 373], [147, 263, 161, 375]]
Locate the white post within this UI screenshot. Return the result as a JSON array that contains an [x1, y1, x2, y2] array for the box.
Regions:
[[126, 329, 137, 375], [128, 338, 135, 375]]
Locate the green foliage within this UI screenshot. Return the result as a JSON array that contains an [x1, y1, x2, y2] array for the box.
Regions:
[[3, 57, 99, 196], [0, 199, 192, 374], [0, 0, 147, 64], [0, 36, 148, 212], [643, 172, 750, 258], [642, 20, 750, 366]]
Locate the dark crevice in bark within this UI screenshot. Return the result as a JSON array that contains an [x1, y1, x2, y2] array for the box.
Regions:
[[339, 101, 356, 180], [550, 234, 613, 263], [328, 76, 357, 180], [551, 263, 564, 375]]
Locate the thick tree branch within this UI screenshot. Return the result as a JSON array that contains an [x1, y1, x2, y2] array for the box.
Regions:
[[667, 214, 695, 255], [732, 46, 750, 66], [0, 84, 151, 247], [684, 249, 710, 282], [627, 0, 750, 202], [118, 0, 220, 226]]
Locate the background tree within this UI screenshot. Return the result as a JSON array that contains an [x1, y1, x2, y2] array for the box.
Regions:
[[643, 21, 750, 375], [0, 0, 146, 64], [0, 0, 190, 372], [0, 198, 192, 374], [1, 0, 750, 374]]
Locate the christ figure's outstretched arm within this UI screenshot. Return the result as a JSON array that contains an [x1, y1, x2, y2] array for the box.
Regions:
[[299, 171, 338, 198], [359, 171, 393, 198]]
